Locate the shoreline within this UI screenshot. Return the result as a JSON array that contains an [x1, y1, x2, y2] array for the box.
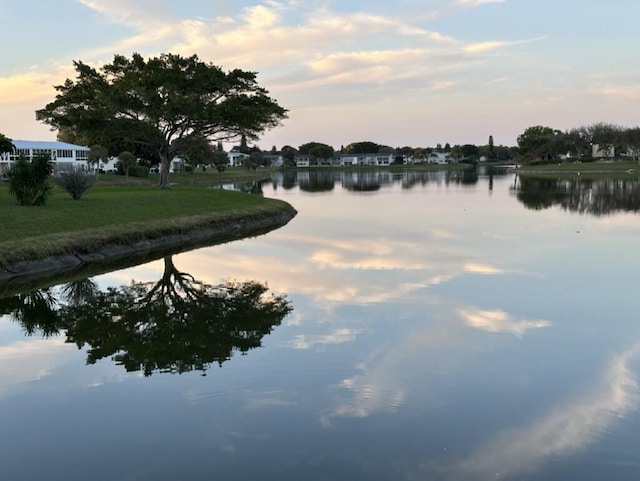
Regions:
[[0, 203, 297, 294]]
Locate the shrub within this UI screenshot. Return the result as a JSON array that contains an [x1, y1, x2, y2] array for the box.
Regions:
[[7, 153, 53, 206], [55, 169, 95, 200], [116, 151, 137, 177], [116, 163, 149, 178], [130, 165, 150, 178]]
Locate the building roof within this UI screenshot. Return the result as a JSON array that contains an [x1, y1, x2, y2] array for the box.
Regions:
[[12, 140, 90, 150]]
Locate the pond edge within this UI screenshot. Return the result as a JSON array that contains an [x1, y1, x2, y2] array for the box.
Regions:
[[0, 203, 297, 292]]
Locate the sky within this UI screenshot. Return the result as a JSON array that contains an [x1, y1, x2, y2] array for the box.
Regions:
[[1, 0, 639, 150]]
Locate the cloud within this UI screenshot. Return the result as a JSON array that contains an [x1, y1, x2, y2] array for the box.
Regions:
[[244, 4, 281, 28], [2, 0, 544, 142], [464, 263, 504, 275], [464, 36, 547, 55], [73, 0, 524, 96], [598, 84, 640, 100], [77, 0, 163, 26], [0, 63, 76, 105]]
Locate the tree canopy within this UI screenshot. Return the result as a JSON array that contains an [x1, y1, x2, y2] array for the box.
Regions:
[[36, 52, 288, 188], [517, 125, 564, 163], [0, 133, 13, 154], [298, 141, 334, 160], [344, 141, 380, 154]]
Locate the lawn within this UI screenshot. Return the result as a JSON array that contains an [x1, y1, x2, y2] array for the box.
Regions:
[[0, 181, 294, 266], [515, 160, 640, 178]]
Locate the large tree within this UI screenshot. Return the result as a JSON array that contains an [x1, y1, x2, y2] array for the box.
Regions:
[[280, 145, 297, 167], [565, 126, 591, 159], [298, 142, 334, 162], [623, 127, 640, 161], [517, 125, 563, 163], [344, 141, 380, 154], [588, 122, 623, 158], [36, 53, 287, 188]]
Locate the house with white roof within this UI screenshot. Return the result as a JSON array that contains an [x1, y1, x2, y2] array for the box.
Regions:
[[427, 152, 449, 164], [0, 140, 90, 174], [294, 153, 395, 168], [227, 150, 247, 167]]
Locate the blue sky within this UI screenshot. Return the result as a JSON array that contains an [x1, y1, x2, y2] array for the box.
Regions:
[[1, 0, 638, 149]]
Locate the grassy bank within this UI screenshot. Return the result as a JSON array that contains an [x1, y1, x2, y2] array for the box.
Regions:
[[92, 166, 278, 187], [0, 183, 295, 266], [515, 160, 640, 178]]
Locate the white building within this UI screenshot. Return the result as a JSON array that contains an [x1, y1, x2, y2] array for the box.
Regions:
[[227, 151, 247, 167], [338, 154, 394, 166], [592, 144, 615, 159], [0, 140, 90, 174], [427, 152, 449, 164], [294, 153, 395, 167]]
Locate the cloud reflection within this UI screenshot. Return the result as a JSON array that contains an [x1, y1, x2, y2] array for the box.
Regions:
[[0, 337, 67, 397], [324, 358, 407, 425], [288, 328, 362, 350], [460, 308, 552, 338], [451, 344, 640, 480], [168, 229, 505, 309]]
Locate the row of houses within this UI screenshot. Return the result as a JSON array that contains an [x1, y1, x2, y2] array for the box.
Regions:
[[293, 151, 450, 167], [0, 140, 454, 174], [0, 141, 285, 174], [226, 151, 284, 168]]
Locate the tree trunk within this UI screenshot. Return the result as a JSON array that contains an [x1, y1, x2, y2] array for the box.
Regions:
[[158, 153, 171, 188]]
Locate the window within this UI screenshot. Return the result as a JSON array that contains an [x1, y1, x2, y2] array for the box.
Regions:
[[75, 150, 89, 160], [57, 149, 73, 159]]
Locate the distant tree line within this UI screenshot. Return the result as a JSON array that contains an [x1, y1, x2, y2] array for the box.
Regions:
[[516, 123, 640, 164], [238, 139, 517, 167]]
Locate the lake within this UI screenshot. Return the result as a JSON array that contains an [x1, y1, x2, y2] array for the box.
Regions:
[[2, 167, 640, 480]]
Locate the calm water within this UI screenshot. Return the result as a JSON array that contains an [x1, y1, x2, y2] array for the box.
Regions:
[[2, 168, 640, 480]]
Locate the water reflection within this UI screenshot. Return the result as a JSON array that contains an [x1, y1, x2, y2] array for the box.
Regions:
[[453, 343, 640, 480], [0, 256, 292, 376], [459, 308, 552, 337], [2, 169, 640, 480], [271, 167, 482, 192], [514, 176, 640, 215]]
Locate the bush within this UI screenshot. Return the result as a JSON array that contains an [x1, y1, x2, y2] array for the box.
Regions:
[[55, 169, 95, 200], [116, 164, 149, 178], [130, 165, 150, 178], [7, 153, 53, 206]]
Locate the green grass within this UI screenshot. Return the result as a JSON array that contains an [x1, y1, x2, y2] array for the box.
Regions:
[[78, 166, 278, 189], [515, 160, 640, 178], [0, 182, 294, 266]]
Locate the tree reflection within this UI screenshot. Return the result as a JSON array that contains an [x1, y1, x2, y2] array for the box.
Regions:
[[299, 171, 336, 192], [514, 177, 640, 216], [60, 278, 99, 306], [3, 256, 292, 376], [0, 289, 60, 337]]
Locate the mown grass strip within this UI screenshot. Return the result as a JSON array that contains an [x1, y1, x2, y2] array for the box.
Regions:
[[515, 160, 640, 177], [0, 183, 294, 265]]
